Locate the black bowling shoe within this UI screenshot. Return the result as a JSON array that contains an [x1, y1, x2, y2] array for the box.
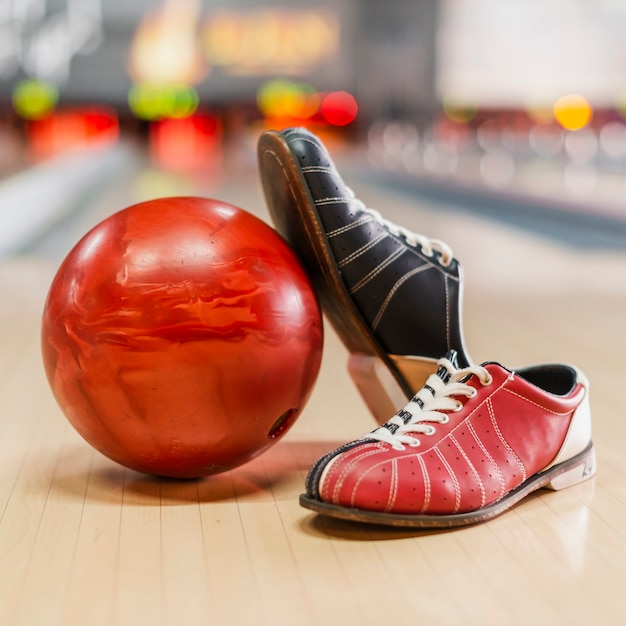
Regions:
[[257, 127, 472, 423]]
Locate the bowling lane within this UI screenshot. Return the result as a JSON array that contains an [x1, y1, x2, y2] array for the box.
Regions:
[[1, 137, 625, 626], [9, 139, 268, 264]]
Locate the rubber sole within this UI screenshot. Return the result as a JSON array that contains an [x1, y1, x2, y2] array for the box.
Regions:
[[299, 442, 596, 528]]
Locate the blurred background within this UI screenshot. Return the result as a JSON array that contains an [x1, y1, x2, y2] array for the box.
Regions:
[[1, 0, 626, 260]]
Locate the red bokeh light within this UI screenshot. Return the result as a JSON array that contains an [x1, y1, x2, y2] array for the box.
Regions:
[[320, 91, 358, 126]]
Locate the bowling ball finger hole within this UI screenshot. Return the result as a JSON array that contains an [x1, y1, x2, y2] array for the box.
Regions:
[[268, 408, 298, 440]]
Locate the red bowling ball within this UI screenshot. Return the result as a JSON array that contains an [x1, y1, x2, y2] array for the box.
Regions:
[[41, 196, 323, 478]]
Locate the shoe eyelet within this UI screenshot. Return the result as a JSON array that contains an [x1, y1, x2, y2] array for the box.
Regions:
[[469, 388, 478, 399], [440, 414, 451, 424], [452, 402, 463, 413], [408, 439, 421, 448], [425, 425, 437, 436]]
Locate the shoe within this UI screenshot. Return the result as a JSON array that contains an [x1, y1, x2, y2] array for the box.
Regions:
[[300, 351, 595, 528], [257, 127, 472, 423]]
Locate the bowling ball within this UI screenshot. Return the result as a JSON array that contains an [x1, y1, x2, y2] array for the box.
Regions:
[[41, 196, 323, 478]]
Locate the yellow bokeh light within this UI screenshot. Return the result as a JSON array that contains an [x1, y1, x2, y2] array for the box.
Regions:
[[257, 80, 319, 120], [553, 94, 592, 131]]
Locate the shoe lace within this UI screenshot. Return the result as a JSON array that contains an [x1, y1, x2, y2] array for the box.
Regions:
[[365, 356, 493, 451], [346, 187, 454, 266]]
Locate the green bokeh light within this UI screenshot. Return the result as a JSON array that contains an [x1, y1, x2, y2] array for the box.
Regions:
[[12, 80, 59, 120], [128, 84, 200, 121]]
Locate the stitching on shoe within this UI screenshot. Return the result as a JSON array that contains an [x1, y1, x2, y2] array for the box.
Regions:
[[371, 263, 432, 331], [332, 207, 458, 278], [333, 375, 510, 509], [301, 165, 335, 174], [314, 195, 358, 207], [450, 433, 486, 507], [326, 213, 374, 237], [466, 420, 507, 499], [503, 387, 572, 415], [349, 247, 406, 294], [400, 239, 459, 279], [318, 446, 380, 502], [417, 455, 431, 512], [384, 458, 399, 512], [306, 439, 367, 499], [434, 447, 462, 513], [260, 147, 300, 202], [337, 231, 388, 268], [313, 192, 458, 277], [487, 398, 527, 481], [285, 128, 459, 278], [332, 446, 382, 504], [379, 225, 459, 277], [444, 274, 451, 351]]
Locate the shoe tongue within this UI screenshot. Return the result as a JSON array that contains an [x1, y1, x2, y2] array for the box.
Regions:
[[395, 349, 458, 426], [436, 350, 459, 383]]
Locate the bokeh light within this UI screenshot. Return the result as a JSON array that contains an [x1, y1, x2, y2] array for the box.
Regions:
[[257, 80, 319, 120], [599, 121, 626, 159], [320, 91, 358, 126], [25, 107, 119, 160], [149, 114, 222, 172], [442, 97, 477, 124], [128, 84, 199, 121], [12, 79, 59, 120], [526, 104, 554, 125], [553, 94, 593, 131], [564, 127, 598, 163]]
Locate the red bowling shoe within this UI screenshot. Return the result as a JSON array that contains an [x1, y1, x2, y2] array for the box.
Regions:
[[300, 351, 595, 528], [258, 127, 472, 423]]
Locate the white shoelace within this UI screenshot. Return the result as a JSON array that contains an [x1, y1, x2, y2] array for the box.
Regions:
[[365, 357, 493, 451], [346, 187, 454, 266]]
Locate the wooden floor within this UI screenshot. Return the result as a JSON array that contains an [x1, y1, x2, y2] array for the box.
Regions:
[[1, 147, 625, 626]]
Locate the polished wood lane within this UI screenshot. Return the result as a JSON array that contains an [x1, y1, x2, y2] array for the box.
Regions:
[[0, 163, 624, 626]]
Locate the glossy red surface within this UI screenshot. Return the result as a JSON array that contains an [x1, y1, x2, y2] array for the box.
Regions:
[[41, 197, 323, 478]]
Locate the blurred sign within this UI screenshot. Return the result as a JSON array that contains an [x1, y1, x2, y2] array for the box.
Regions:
[[0, 1, 353, 107], [202, 8, 339, 76]]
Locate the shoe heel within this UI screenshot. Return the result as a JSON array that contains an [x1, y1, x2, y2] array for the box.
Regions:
[[347, 354, 408, 424], [546, 446, 596, 491], [390, 354, 440, 395]]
